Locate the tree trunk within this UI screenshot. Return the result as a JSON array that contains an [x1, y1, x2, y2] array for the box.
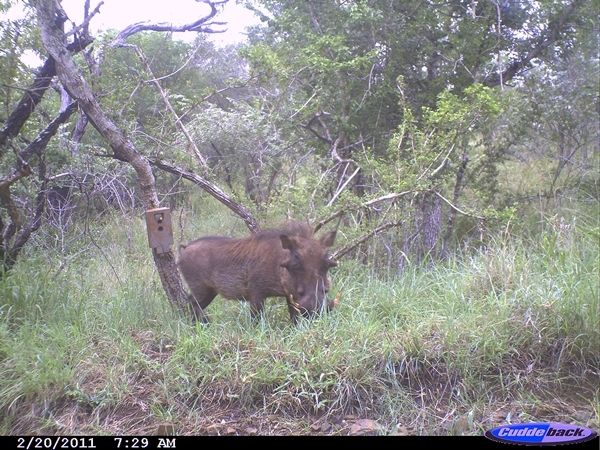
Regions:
[[36, 1, 202, 318], [441, 153, 469, 259], [416, 191, 443, 264]]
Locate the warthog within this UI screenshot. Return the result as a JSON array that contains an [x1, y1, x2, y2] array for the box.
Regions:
[[178, 222, 339, 323]]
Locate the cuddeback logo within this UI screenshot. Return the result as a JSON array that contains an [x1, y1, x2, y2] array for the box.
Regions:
[[485, 422, 597, 445]]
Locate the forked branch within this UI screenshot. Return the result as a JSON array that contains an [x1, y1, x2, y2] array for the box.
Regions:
[[111, 0, 229, 47]]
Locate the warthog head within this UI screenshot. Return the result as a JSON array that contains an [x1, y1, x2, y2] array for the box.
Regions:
[[280, 230, 338, 321]]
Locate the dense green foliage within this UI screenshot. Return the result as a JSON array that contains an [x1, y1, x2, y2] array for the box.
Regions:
[[1, 0, 598, 268]]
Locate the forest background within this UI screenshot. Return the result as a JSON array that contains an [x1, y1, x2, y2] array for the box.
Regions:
[[0, 0, 598, 436]]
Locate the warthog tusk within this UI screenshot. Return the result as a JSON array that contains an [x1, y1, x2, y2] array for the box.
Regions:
[[327, 291, 342, 311], [289, 294, 301, 313], [334, 291, 342, 307]]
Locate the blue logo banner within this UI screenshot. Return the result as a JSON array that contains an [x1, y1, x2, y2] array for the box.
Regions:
[[485, 422, 597, 445]]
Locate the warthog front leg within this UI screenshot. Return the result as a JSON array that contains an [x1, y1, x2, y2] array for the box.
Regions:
[[188, 296, 210, 324], [249, 297, 267, 321], [187, 290, 215, 324]]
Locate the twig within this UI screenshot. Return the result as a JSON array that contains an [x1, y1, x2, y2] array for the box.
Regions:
[[434, 191, 484, 220], [288, 91, 318, 120], [143, 44, 206, 83], [314, 190, 412, 233], [64, 1, 104, 38], [326, 166, 361, 207], [428, 143, 455, 179], [416, 143, 454, 183], [133, 45, 208, 168], [331, 220, 404, 260]]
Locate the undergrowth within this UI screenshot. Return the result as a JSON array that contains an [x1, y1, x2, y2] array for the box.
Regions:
[[0, 201, 598, 435]]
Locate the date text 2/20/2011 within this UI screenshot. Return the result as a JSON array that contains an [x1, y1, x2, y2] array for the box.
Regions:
[[15, 437, 176, 450]]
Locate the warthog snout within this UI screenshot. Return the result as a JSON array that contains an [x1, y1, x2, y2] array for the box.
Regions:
[[288, 290, 342, 319]]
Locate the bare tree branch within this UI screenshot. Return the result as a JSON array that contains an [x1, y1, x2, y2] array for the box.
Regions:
[[0, 101, 78, 206], [330, 135, 353, 164], [148, 157, 260, 233], [331, 220, 403, 261], [314, 190, 413, 234], [0, 102, 79, 276], [37, 1, 196, 313], [434, 190, 484, 221], [132, 45, 208, 168], [111, 0, 229, 47], [64, 1, 104, 38], [21, 102, 79, 161], [0, 38, 93, 151], [485, 0, 583, 86], [299, 110, 333, 144], [326, 165, 361, 207]]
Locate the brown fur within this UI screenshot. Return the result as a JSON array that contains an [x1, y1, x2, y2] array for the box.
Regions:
[[178, 222, 337, 324]]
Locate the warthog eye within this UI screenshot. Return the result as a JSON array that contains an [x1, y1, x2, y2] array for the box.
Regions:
[[324, 256, 337, 268], [281, 253, 302, 271]]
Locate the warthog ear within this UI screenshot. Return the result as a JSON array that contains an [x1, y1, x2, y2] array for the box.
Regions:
[[280, 235, 296, 269], [320, 231, 336, 248], [280, 234, 298, 251]]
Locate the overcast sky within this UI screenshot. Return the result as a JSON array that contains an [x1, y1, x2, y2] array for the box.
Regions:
[[2, 0, 262, 66], [6, 0, 260, 45]]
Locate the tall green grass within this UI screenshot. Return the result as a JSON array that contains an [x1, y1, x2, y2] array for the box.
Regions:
[[0, 199, 598, 435]]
